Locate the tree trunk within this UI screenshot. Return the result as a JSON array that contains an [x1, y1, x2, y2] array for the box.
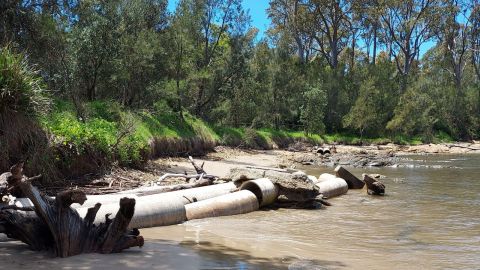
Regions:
[[372, 24, 377, 65], [175, 79, 184, 121], [195, 82, 205, 117], [0, 163, 143, 257]]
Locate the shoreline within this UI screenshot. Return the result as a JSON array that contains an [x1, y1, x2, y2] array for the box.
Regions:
[[2, 144, 479, 269], [44, 142, 480, 196]]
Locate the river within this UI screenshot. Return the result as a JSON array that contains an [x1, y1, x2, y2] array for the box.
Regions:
[[1, 154, 479, 269], [141, 154, 480, 269]]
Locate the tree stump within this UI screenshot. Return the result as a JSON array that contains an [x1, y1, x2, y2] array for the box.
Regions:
[[0, 163, 144, 257]]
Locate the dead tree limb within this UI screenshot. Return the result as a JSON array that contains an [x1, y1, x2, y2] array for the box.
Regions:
[[157, 173, 216, 183], [188, 156, 206, 174], [140, 176, 213, 196], [0, 163, 144, 257]]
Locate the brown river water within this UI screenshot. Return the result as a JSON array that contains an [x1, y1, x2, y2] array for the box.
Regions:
[[1, 154, 479, 269]]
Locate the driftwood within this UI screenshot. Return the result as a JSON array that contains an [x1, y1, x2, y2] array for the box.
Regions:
[[362, 174, 385, 196], [157, 173, 216, 183], [0, 163, 143, 257], [155, 156, 217, 187], [188, 156, 206, 175], [245, 165, 292, 173], [141, 175, 214, 196]]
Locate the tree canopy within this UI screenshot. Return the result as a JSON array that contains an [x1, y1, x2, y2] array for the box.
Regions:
[[1, 0, 479, 141]]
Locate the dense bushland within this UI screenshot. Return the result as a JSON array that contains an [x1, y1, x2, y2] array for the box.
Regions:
[[0, 0, 478, 181]]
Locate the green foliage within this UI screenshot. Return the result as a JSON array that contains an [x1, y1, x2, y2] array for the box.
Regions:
[[301, 84, 327, 134], [387, 81, 438, 139], [0, 46, 51, 115], [1, 0, 479, 181], [42, 100, 223, 165], [343, 76, 382, 137]]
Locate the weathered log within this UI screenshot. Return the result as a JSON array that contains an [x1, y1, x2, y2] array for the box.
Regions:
[[0, 163, 144, 257], [0, 162, 29, 197], [245, 165, 293, 173], [157, 173, 217, 184], [362, 174, 385, 196], [147, 175, 214, 195]]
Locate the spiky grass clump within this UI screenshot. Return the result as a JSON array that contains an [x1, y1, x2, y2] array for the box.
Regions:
[[0, 46, 56, 182], [0, 46, 51, 115]]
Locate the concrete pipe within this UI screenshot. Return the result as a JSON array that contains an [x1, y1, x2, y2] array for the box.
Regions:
[[75, 182, 238, 208], [76, 194, 140, 208], [318, 173, 338, 182], [240, 178, 279, 207], [76, 195, 187, 229], [334, 166, 365, 189], [184, 190, 259, 221], [315, 176, 348, 199], [167, 182, 238, 204]]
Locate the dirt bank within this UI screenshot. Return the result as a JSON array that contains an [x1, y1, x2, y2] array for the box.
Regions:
[[41, 142, 480, 195]]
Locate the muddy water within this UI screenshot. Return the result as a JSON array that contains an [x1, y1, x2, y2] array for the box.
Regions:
[[141, 154, 480, 270], [1, 155, 479, 270]]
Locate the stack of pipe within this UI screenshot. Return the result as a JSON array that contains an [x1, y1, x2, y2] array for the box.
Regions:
[[74, 178, 279, 228], [184, 178, 279, 220]]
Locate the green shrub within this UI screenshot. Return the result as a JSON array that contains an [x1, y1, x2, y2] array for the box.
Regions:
[[0, 46, 51, 115]]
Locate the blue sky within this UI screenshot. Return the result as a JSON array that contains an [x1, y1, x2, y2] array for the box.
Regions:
[[167, 0, 271, 40], [167, 0, 434, 55]]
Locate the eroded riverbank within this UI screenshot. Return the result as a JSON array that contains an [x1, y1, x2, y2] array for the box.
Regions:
[[60, 142, 480, 196]]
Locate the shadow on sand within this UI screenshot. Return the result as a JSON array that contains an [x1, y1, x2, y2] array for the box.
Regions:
[[0, 238, 346, 270]]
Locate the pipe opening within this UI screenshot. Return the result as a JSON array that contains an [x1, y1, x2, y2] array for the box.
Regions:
[[241, 181, 264, 205]]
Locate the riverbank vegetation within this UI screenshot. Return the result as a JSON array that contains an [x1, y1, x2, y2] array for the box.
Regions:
[[1, 0, 479, 181]]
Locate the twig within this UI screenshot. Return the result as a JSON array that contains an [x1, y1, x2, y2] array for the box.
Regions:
[[0, 205, 36, 211], [245, 165, 289, 172], [188, 156, 206, 174], [108, 179, 116, 188], [157, 173, 216, 183]]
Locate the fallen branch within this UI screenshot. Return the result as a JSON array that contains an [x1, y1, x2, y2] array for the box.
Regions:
[[189, 156, 206, 174], [0, 163, 144, 257], [139, 176, 213, 196], [245, 165, 294, 173], [157, 173, 217, 183]]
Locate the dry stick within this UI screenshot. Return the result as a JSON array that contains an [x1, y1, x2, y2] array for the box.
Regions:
[[245, 165, 289, 173], [188, 156, 206, 174], [0, 205, 36, 211], [139, 176, 213, 196], [108, 179, 116, 188], [157, 173, 216, 183]]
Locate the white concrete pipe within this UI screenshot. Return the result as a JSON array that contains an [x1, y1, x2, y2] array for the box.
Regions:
[[184, 190, 259, 220], [240, 178, 279, 207], [318, 173, 338, 182], [76, 182, 238, 208], [316, 174, 348, 198], [166, 182, 238, 204], [75, 195, 187, 229]]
